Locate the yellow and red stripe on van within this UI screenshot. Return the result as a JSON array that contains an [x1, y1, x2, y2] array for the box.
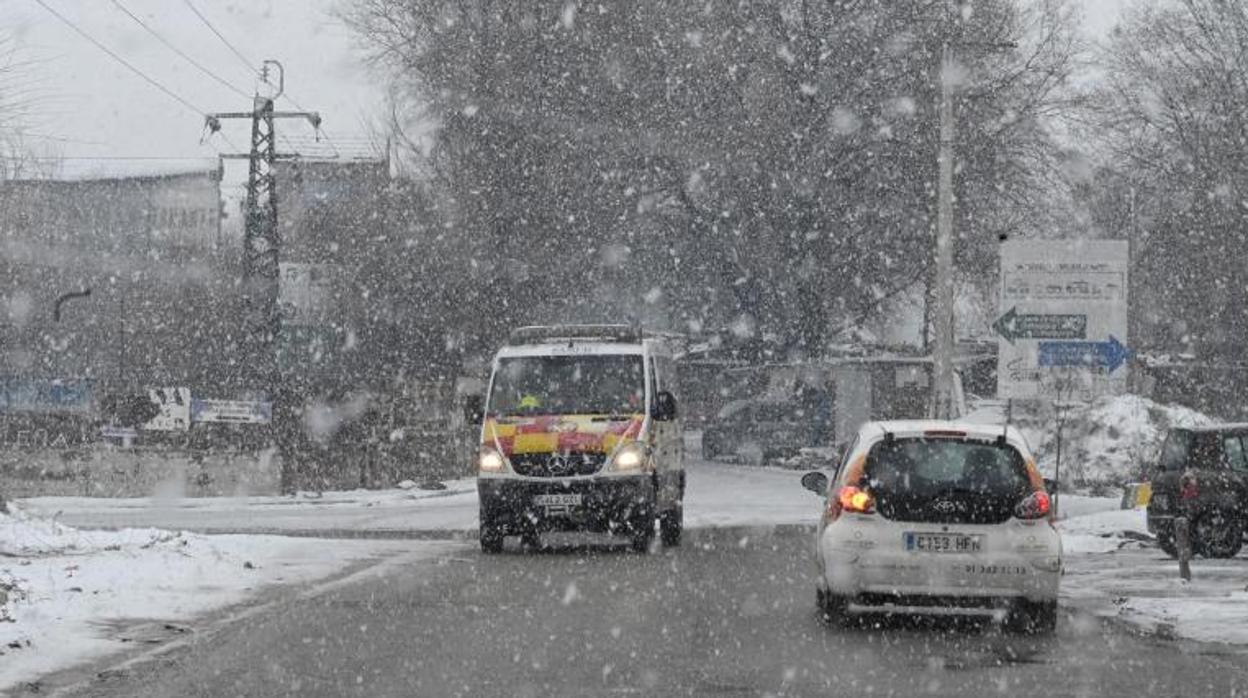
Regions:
[[482, 414, 644, 455]]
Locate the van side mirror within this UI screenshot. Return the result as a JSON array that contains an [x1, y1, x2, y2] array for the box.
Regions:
[[463, 394, 484, 425], [801, 471, 829, 495], [653, 391, 678, 422]]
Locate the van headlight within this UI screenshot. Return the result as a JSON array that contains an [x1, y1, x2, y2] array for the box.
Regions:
[[610, 442, 648, 472], [478, 446, 506, 473]]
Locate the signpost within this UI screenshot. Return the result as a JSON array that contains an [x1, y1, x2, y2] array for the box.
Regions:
[[996, 240, 1130, 402], [993, 307, 1087, 343]]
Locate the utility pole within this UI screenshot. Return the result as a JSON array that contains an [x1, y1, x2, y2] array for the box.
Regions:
[[206, 60, 320, 395], [931, 41, 958, 420], [927, 3, 1017, 420], [207, 61, 321, 492]]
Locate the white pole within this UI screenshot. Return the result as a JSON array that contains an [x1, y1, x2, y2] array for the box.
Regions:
[[932, 42, 957, 420]]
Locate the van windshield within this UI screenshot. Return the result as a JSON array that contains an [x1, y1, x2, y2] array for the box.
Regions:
[[487, 355, 645, 417]]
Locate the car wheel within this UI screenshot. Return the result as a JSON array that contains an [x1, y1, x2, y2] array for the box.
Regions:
[[630, 514, 656, 553], [660, 504, 683, 547], [480, 525, 504, 554], [817, 588, 851, 628], [1007, 600, 1057, 635], [1195, 511, 1244, 558]]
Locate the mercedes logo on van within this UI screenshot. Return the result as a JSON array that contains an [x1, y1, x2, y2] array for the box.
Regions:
[[546, 454, 573, 476], [933, 500, 957, 514]]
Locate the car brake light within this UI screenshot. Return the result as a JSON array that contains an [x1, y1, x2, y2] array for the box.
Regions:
[[1180, 472, 1199, 501], [923, 430, 967, 439], [837, 486, 875, 514], [1015, 490, 1051, 520]]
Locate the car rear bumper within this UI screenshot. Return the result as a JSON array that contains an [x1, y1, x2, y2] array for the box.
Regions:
[[817, 515, 1062, 607], [478, 475, 655, 534]]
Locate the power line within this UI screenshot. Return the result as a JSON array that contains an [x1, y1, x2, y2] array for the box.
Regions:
[[109, 0, 251, 100], [171, 1, 340, 160], [21, 155, 221, 161], [31, 0, 206, 117], [181, 0, 255, 74], [280, 93, 340, 157]]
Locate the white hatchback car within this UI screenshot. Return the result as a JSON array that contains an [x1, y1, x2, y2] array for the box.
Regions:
[[802, 420, 1061, 632]]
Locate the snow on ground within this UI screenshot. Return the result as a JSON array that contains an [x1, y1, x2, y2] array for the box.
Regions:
[[0, 506, 446, 692], [684, 461, 820, 529], [1058, 499, 1248, 645]]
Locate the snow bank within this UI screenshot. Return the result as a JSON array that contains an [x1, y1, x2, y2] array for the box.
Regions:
[[1052, 395, 1213, 486], [1059, 497, 1248, 646], [0, 506, 425, 692], [969, 394, 1214, 487]]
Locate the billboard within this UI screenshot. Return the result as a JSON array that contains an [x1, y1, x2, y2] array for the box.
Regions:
[[0, 378, 94, 414], [995, 240, 1130, 402]]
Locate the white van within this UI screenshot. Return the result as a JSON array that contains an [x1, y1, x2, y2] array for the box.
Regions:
[[473, 325, 684, 552]]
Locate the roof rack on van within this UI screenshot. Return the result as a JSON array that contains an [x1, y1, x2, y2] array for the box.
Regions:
[[508, 325, 643, 346]]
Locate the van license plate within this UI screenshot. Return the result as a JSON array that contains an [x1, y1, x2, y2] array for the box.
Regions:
[[905, 532, 982, 553], [533, 494, 582, 507]]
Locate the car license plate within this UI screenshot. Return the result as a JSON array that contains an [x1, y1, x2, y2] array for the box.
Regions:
[[533, 494, 582, 507], [905, 532, 983, 553]]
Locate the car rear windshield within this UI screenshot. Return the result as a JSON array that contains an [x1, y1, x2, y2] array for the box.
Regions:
[[866, 438, 1030, 495]]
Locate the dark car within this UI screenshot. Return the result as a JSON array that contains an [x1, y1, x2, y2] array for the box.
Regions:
[[1147, 425, 1248, 558], [701, 399, 826, 462]]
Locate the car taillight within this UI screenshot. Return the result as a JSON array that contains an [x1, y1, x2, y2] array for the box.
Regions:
[[1180, 472, 1199, 501], [837, 486, 875, 514], [1014, 490, 1051, 520]]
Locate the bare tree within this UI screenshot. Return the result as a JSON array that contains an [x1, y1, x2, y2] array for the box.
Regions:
[[346, 0, 1082, 362], [1087, 0, 1248, 363], [0, 30, 45, 181]]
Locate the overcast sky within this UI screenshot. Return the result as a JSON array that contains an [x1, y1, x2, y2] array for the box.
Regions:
[[2, 0, 1133, 183]]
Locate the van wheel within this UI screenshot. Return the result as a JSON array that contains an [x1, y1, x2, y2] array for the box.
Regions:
[[631, 515, 656, 553], [1196, 511, 1244, 558], [480, 526, 504, 554], [660, 504, 683, 547]]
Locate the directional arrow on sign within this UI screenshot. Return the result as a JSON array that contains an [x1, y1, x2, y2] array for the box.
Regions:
[[993, 306, 1088, 344], [1038, 336, 1131, 373]]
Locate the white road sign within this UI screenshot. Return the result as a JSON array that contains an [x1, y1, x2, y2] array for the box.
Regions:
[[995, 240, 1130, 402], [145, 387, 191, 431]]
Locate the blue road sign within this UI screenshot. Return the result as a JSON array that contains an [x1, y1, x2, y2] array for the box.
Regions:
[[1038, 336, 1131, 373]]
